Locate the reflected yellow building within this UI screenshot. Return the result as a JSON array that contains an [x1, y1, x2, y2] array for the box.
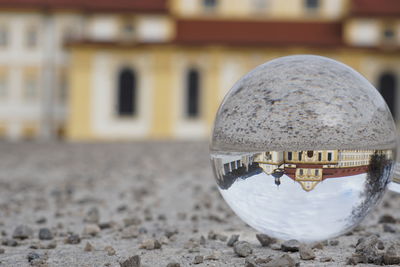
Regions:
[[254, 150, 393, 191], [0, 0, 399, 140]]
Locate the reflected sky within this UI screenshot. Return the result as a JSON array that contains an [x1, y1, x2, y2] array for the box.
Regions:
[[219, 172, 366, 242]]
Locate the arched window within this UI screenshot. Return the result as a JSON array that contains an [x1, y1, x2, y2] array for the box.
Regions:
[[186, 68, 200, 118], [117, 68, 136, 116], [379, 72, 397, 120]]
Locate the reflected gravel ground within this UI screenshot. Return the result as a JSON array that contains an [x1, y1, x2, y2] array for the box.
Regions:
[[0, 142, 399, 266]]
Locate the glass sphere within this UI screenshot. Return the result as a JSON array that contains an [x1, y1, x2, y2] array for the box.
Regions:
[[210, 55, 397, 242]]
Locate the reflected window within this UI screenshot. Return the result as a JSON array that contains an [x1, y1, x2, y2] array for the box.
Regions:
[[315, 170, 319, 176], [298, 152, 302, 161], [186, 68, 200, 118], [379, 72, 397, 120], [0, 25, 8, 47], [204, 0, 217, 8], [305, 0, 319, 9], [287, 152, 292, 160], [318, 152, 322, 161], [117, 68, 137, 116], [327, 152, 332, 161], [299, 169, 303, 175]]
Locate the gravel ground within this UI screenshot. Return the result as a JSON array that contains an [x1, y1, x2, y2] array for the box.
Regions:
[[0, 141, 399, 267]]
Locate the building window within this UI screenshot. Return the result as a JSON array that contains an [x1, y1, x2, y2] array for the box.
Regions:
[[298, 152, 302, 161], [327, 152, 332, 161], [26, 27, 38, 48], [305, 0, 319, 10], [24, 76, 39, 100], [186, 68, 200, 118], [0, 25, 8, 47], [315, 170, 319, 176], [318, 152, 322, 161], [379, 72, 397, 120], [299, 169, 303, 175], [287, 152, 292, 160], [117, 68, 137, 116], [121, 20, 135, 41]]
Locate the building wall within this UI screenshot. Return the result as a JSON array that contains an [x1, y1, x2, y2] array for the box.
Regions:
[[66, 45, 400, 140]]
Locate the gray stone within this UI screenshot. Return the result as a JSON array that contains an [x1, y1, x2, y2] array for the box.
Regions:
[[27, 252, 40, 262], [193, 255, 203, 264], [256, 234, 276, 247], [38, 228, 53, 240], [2, 239, 18, 247], [354, 235, 384, 264], [299, 244, 315, 260], [105, 246, 116, 256], [139, 239, 161, 250], [383, 244, 400, 265], [166, 263, 180, 267], [120, 255, 141, 267], [329, 240, 339, 246], [265, 254, 296, 267], [383, 224, 396, 233], [84, 241, 94, 252], [12, 225, 33, 240], [227, 234, 239, 247], [84, 207, 100, 224], [379, 214, 396, 224], [281, 239, 300, 252], [64, 233, 81, 244], [233, 241, 253, 257], [82, 224, 101, 236], [319, 256, 333, 262]]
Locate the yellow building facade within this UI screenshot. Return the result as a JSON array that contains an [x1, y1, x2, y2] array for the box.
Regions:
[[0, 0, 399, 140]]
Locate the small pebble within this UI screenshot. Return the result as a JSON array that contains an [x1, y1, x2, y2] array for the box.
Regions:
[[1, 239, 18, 247], [329, 240, 339, 246], [265, 254, 296, 267], [379, 214, 396, 224], [35, 217, 47, 224], [166, 263, 180, 267], [83, 224, 101, 236], [319, 256, 333, 262], [256, 234, 276, 247], [120, 255, 141, 267], [38, 228, 53, 240], [12, 225, 33, 240], [384, 243, 400, 265], [84, 241, 94, 252], [27, 252, 40, 262], [205, 251, 221, 261], [383, 224, 396, 233], [84, 207, 100, 224], [139, 239, 161, 250], [227, 234, 239, 247], [299, 244, 315, 260], [193, 255, 203, 264], [234, 241, 253, 257], [281, 239, 300, 252], [105, 246, 116, 256], [65, 233, 81, 244]]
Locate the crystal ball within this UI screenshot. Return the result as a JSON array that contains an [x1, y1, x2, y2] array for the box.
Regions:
[[210, 55, 397, 242]]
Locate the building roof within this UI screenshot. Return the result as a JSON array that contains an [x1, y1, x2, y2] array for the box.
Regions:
[[0, 0, 168, 13], [174, 20, 343, 47], [351, 0, 400, 17]]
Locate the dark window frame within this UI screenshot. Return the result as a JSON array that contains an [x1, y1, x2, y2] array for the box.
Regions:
[[185, 68, 201, 118]]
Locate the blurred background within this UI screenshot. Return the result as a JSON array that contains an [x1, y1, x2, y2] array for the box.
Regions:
[[0, 0, 398, 142]]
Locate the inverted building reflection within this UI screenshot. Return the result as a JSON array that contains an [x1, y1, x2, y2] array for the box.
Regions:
[[213, 150, 393, 192]]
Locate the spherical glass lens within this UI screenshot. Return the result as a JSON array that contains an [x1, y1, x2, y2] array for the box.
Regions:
[[210, 55, 397, 242]]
